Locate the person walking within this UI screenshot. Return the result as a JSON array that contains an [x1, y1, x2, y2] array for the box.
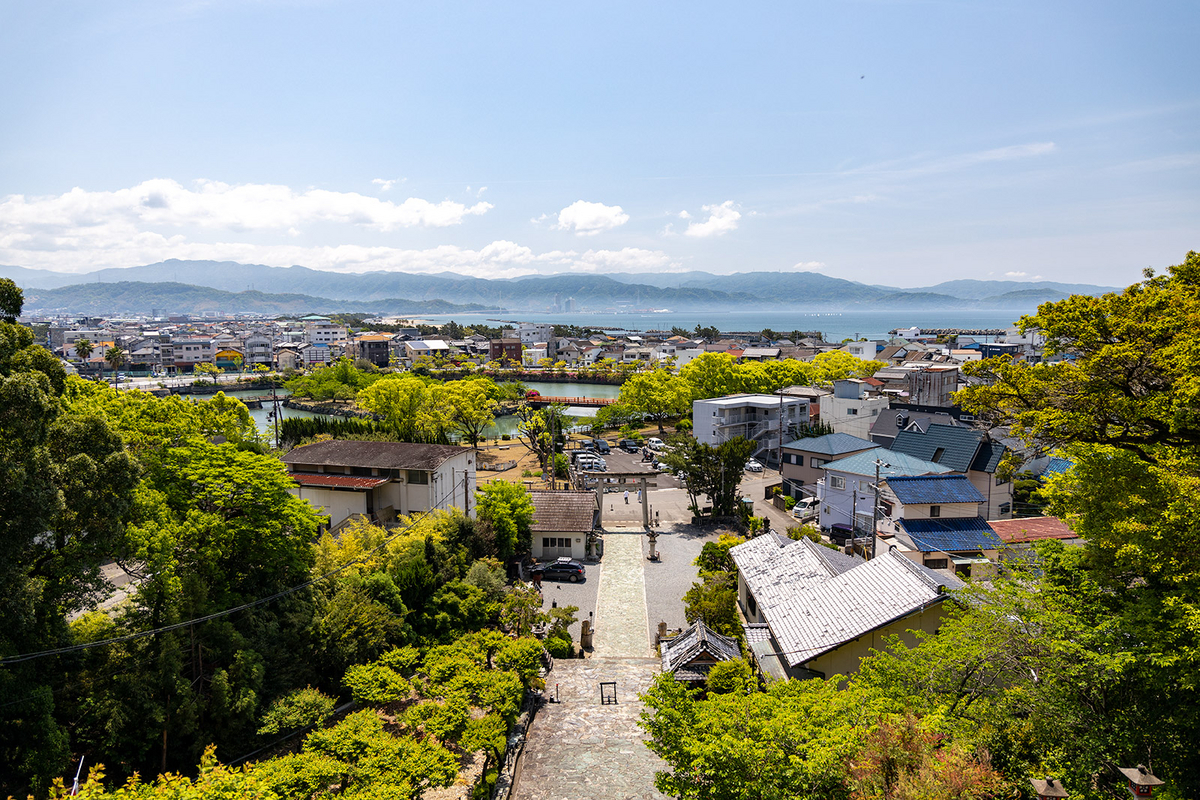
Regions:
[[624, 490, 629, 504]]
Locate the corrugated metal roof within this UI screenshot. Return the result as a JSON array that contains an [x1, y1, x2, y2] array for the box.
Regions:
[[730, 541, 952, 668], [891, 423, 983, 472], [887, 474, 985, 505], [289, 473, 390, 489], [825, 448, 952, 478], [783, 432, 875, 457], [1044, 457, 1073, 476], [897, 517, 1003, 553]]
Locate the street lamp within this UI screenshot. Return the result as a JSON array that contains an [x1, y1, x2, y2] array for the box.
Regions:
[[1119, 765, 1164, 798]]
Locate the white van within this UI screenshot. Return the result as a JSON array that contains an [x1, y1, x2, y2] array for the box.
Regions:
[[647, 437, 665, 451]]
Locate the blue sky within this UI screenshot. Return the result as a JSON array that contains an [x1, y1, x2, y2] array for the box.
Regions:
[[1, 0, 1197, 286]]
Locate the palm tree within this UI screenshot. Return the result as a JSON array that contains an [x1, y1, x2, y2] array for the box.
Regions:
[[75, 338, 94, 373], [105, 346, 124, 389]]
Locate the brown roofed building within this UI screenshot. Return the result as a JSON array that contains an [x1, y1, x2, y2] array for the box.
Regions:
[[988, 516, 1082, 548], [529, 490, 599, 561], [282, 440, 476, 531]]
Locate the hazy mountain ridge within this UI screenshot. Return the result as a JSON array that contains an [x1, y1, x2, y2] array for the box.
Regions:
[[20, 282, 491, 316], [2, 260, 1120, 312]]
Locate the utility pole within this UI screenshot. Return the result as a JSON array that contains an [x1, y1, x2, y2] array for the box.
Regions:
[[871, 459, 890, 560], [776, 388, 784, 475]]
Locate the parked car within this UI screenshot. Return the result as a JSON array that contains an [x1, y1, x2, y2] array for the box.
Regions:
[[533, 558, 586, 583], [591, 438, 611, 454], [577, 455, 607, 472], [745, 459, 764, 472], [793, 497, 819, 517], [647, 437, 665, 451], [828, 524, 856, 545], [618, 438, 641, 453]]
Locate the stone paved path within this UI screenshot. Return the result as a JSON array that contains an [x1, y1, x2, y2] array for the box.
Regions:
[[511, 529, 670, 800], [511, 658, 668, 800], [592, 529, 653, 659]]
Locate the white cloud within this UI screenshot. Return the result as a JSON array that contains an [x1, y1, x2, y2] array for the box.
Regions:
[[678, 210, 692, 220], [372, 178, 397, 191], [684, 201, 741, 238], [793, 261, 827, 271], [1004, 271, 1028, 278], [0, 179, 492, 239], [553, 200, 630, 236]]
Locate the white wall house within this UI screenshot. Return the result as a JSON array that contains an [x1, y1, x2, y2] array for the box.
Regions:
[[283, 440, 476, 532], [693, 393, 811, 466], [303, 316, 349, 346], [816, 447, 950, 533], [818, 379, 890, 439]]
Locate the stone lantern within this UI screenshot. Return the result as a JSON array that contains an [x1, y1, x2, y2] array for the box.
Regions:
[[1030, 778, 1068, 799], [1118, 765, 1164, 798]]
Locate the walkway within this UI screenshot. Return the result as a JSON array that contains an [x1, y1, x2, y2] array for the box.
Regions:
[[592, 529, 653, 659], [512, 529, 668, 800]]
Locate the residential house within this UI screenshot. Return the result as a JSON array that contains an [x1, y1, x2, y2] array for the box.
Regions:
[[877, 474, 1004, 577], [489, 339, 522, 363], [299, 342, 331, 366], [282, 440, 476, 531], [869, 409, 964, 450], [171, 338, 215, 371], [731, 534, 961, 680], [516, 322, 554, 350], [275, 344, 303, 372], [405, 339, 451, 361], [818, 379, 889, 438], [529, 490, 599, 561], [242, 333, 274, 366], [780, 432, 875, 498], [523, 346, 548, 366], [660, 621, 742, 687], [693, 393, 811, 467], [817, 447, 950, 534], [214, 348, 245, 371], [740, 347, 781, 361], [871, 364, 959, 406], [350, 334, 394, 368], [839, 341, 876, 359], [888, 423, 1013, 519], [988, 516, 1084, 557]]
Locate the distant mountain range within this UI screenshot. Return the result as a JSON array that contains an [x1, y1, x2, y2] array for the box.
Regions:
[[1, 260, 1120, 315]]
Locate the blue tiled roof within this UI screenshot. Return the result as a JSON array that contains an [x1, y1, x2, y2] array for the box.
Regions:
[[824, 448, 952, 478], [897, 517, 1003, 553], [1044, 457, 1073, 476], [891, 423, 984, 473], [783, 432, 875, 456], [887, 474, 986, 504]]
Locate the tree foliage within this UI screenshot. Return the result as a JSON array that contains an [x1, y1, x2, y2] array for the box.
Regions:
[[659, 434, 754, 517]]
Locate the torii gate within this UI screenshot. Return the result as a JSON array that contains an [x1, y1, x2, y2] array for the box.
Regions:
[[580, 470, 659, 529]]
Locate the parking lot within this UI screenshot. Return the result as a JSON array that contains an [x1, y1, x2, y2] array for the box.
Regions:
[[568, 438, 683, 491]]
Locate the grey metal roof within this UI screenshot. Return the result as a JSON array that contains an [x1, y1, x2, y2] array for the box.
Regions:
[[891, 423, 984, 472], [783, 432, 875, 457], [824, 447, 952, 478], [730, 537, 950, 668], [282, 440, 467, 471]]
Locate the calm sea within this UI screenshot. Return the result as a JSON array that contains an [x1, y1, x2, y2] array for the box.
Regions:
[[414, 308, 1034, 342]]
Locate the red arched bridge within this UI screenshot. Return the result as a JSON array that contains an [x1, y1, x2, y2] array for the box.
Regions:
[[525, 395, 616, 408]]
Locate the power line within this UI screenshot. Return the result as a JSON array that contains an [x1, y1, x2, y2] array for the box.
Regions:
[[0, 485, 460, 667]]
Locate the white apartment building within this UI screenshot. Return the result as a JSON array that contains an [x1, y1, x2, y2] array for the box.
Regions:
[[694, 393, 811, 466], [517, 323, 555, 352], [819, 379, 890, 439], [303, 316, 349, 346], [171, 338, 216, 370]]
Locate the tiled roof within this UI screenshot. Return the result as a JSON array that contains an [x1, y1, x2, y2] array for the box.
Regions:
[[825, 448, 952, 478], [1043, 457, 1073, 476], [783, 432, 875, 457], [730, 538, 952, 667], [282, 440, 468, 471], [887, 474, 985, 505], [891, 423, 985, 472], [289, 473, 390, 490], [529, 490, 597, 533], [896, 517, 1002, 553], [661, 620, 741, 676], [988, 516, 1077, 543]]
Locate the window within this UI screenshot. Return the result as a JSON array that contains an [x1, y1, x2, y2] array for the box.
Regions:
[[747, 593, 758, 618], [811, 458, 826, 468], [794, 454, 804, 467], [999, 502, 1012, 514], [930, 505, 941, 518], [830, 476, 845, 490], [407, 470, 429, 485], [925, 558, 949, 570], [847, 407, 858, 415], [931, 447, 946, 463]]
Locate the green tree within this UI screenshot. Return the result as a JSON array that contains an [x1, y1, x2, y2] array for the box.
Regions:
[[682, 572, 741, 638], [357, 374, 448, 442], [105, 345, 124, 387], [193, 361, 222, 385], [476, 481, 535, 559], [660, 434, 754, 517], [74, 337, 94, 368], [618, 368, 693, 433], [0, 278, 22, 322], [438, 379, 498, 450]]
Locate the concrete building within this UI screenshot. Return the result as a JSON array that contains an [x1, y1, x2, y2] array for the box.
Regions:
[[303, 315, 349, 347], [282, 440, 476, 532], [489, 339, 523, 363], [818, 379, 889, 438], [517, 322, 555, 349], [731, 534, 961, 680], [693, 393, 811, 466], [171, 338, 215, 371]]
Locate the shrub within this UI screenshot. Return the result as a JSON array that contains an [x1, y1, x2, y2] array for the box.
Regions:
[[545, 635, 572, 659], [784, 495, 796, 510], [501, 433, 511, 440], [675, 418, 692, 432]]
